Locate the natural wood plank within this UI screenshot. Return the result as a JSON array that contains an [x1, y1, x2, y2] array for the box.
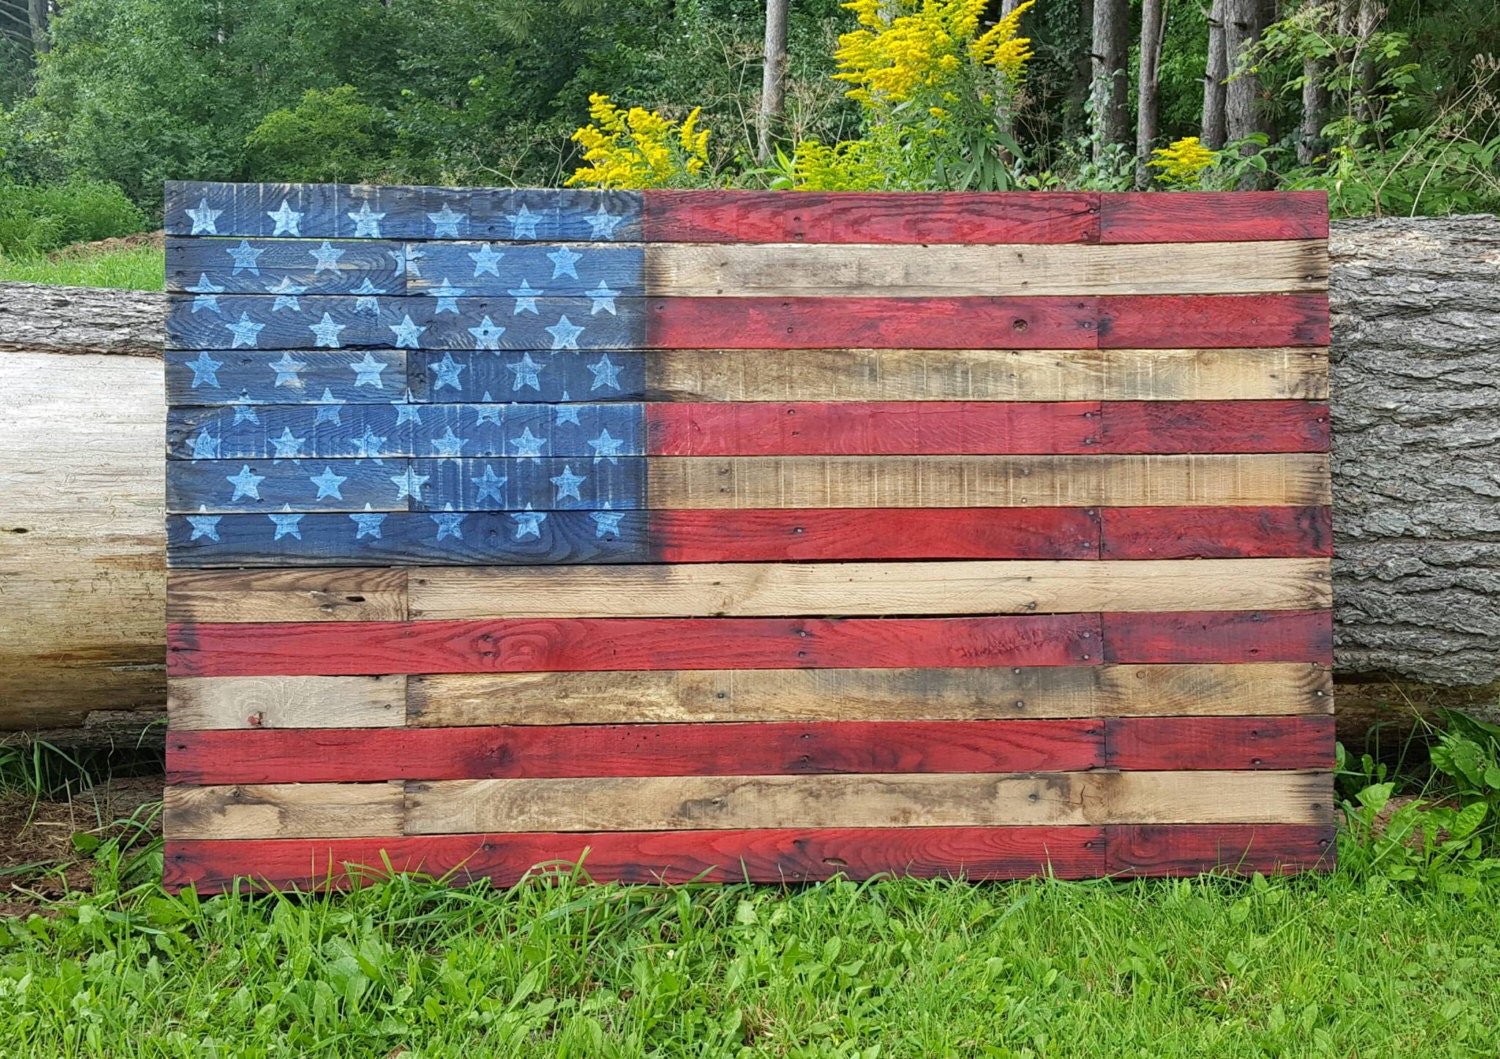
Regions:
[[168, 675, 407, 730], [163, 826, 1108, 891], [1104, 824, 1335, 875], [406, 558, 1332, 620], [646, 241, 1328, 297], [167, 614, 1101, 676], [167, 569, 408, 623], [407, 663, 1333, 726], [403, 770, 1332, 833], [645, 347, 1329, 402], [646, 454, 1332, 508], [164, 782, 405, 839], [166, 720, 1106, 783]]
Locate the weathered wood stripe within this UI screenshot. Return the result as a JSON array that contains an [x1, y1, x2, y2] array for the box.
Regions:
[[166, 613, 1102, 677], [1104, 823, 1335, 875], [1098, 192, 1330, 243], [1101, 609, 1334, 664], [1099, 506, 1332, 559]]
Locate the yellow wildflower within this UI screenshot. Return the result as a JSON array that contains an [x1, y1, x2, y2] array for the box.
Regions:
[[1148, 136, 1220, 186], [567, 94, 712, 189]]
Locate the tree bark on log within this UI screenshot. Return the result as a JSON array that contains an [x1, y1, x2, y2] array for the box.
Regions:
[[2, 217, 1500, 748]]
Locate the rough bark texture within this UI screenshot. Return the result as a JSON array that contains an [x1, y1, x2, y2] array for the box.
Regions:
[[1090, 0, 1131, 160], [1223, 0, 1274, 187], [2, 218, 1500, 747], [1329, 216, 1500, 690], [1135, 0, 1166, 189], [1201, 0, 1228, 149], [757, 0, 789, 164]]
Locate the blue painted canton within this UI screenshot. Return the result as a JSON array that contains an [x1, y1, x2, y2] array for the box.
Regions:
[[165, 182, 651, 567]]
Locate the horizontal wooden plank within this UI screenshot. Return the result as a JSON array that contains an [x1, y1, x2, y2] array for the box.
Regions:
[[1096, 401, 1329, 453], [407, 663, 1332, 727], [166, 237, 406, 295], [403, 770, 1332, 834], [650, 508, 1099, 561], [165, 350, 410, 406], [1100, 506, 1332, 559], [407, 349, 646, 403], [641, 191, 1101, 244], [645, 241, 1326, 297], [404, 558, 1332, 620], [1099, 192, 1329, 243], [164, 781, 405, 839], [166, 719, 1106, 784], [168, 675, 407, 730], [167, 568, 407, 623], [1104, 716, 1336, 770], [1102, 610, 1334, 664], [1104, 823, 1335, 875], [645, 401, 1100, 455], [166, 614, 1102, 677], [402, 242, 644, 297], [645, 454, 1332, 508], [165, 181, 643, 241], [1099, 295, 1329, 348], [162, 826, 1109, 891], [168, 510, 650, 568], [644, 346, 1328, 402], [647, 296, 1096, 350]]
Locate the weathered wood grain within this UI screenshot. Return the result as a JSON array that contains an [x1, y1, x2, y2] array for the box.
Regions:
[[1103, 823, 1335, 875], [164, 781, 405, 839], [1096, 401, 1329, 453], [165, 237, 405, 295], [165, 349, 407, 406], [167, 614, 1102, 676], [163, 826, 1109, 890], [1102, 610, 1334, 664], [1099, 506, 1333, 559], [167, 569, 408, 623], [166, 719, 1107, 783], [1099, 295, 1329, 348], [1103, 716, 1335, 769], [1099, 192, 1329, 243], [168, 675, 407, 730], [405, 558, 1332, 620], [403, 770, 1332, 833], [646, 241, 1327, 297]]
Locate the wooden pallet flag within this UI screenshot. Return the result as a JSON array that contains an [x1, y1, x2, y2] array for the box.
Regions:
[[162, 183, 1335, 890]]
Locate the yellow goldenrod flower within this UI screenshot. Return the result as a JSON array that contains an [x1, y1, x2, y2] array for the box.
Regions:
[[567, 95, 712, 189], [1148, 136, 1220, 186]]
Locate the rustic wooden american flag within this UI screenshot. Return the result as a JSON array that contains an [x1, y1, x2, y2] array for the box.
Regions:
[[161, 182, 1335, 890]]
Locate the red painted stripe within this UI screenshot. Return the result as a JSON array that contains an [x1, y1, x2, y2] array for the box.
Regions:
[[645, 401, 1102, 455], [1104, 717, 1335, 770], [163, 826, 1108, 891], [1100, 506, 1331, 559], [1104, 824, 1335, 876], [1099, 294, 1329, 348], [651, 508, 1100, 562], [1101, 610, 1333, 665], [1097, 401, 1329, 453], [642, 191, 1101, 244], [647, 297, 1097, 350], [1099, 192, 1329, 243], [168, 719, 1105, 784], [168, 614, 1102, 677]]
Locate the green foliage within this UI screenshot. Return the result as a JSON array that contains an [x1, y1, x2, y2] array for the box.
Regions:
[[0, 241, 163, 290], [245, 86, 388, 184], [1429, 710, 1500, 849], [0, 179, 146, 256]]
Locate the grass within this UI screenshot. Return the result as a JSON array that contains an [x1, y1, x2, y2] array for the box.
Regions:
[[0, 837, 1496, 1058], [0, 244, 164, 291]]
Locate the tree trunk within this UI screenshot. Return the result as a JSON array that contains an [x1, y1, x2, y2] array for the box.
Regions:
[[1298, 52, 1330, 165], [1356, 0, 1384, 145], [1136, 0, 1167, 188], [1090, 0, 1130, 161], [27, 0, 48, 54], [1223, 0, 1274, 186], [1201, 0, 1228, 149], [757, 0, 789, 164]]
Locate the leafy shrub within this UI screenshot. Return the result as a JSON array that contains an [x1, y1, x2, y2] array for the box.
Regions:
[[245, 86, 389, 184], [0, 178, 148, 257]]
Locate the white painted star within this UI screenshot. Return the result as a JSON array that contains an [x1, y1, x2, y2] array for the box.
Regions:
[[468, 243, 504, 277], [392, 389, 423, 425], [187, 506, 221, 541], [546, 315, 585, 350], [547, 246, 582, 279], [506, 204, 541, 239], [186, 197, 222, 235], [585, 203, 626, 240], [585, 281, 620, 316], [349, 426, 387, 462], [474, 402, 503, 427], [350, 352, 388, 388], [467, 315, 505, 350], [429, 278, 465, 314], [587, 353, 622, 390], [227, 240, 264, 275], [427, 202, 465, 238], [389, 314, 426, 349], [427, 351, 465, 391], [347, 201, 385, 238], [511, 504, 547, 540], [350, 504, 386, 540], [186, 351, 222, 388], [549, 464, 586, 502], [554, 399, 581, 426], [232, 403, 260, 425], [270, 352, 307, 387], [309, 312, 346, 348], [431, 426, 468, 459], [431, 504, 466, 541], [471, 464, 508, 505], [590, 507, 625, 538], [587, 427, 625, 464], [509, 426, 547, 461], [506, 352, 543, 392], [268, 276, 307, 312], [269, 504, 304, 541], [352, 278, 383, 314], [226, 464, 265, 501], [189, 428, 220, 460], [270, 427, 306, 460], [267, 199, 303, 236], [390, 466, 430, 501], [309, 240, 345, 273], [309, 465, 348, 501], [313, 387, 345, 425], [224, 312, 265, 349], [507, 279, 542, 315], [187, 274, 224, 313]]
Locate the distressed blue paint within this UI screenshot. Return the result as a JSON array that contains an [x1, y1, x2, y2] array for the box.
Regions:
[[166, 351, 408, 406], [165, 181, 643, 241], [165, 295, 646, 350], [407, 350, 647, 402], [167, 510, 650, 567], [168, 459, 402, 513], [416, 458, 646, 511], [405, 243, 644, 297], [166, 237, 405, 295]]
